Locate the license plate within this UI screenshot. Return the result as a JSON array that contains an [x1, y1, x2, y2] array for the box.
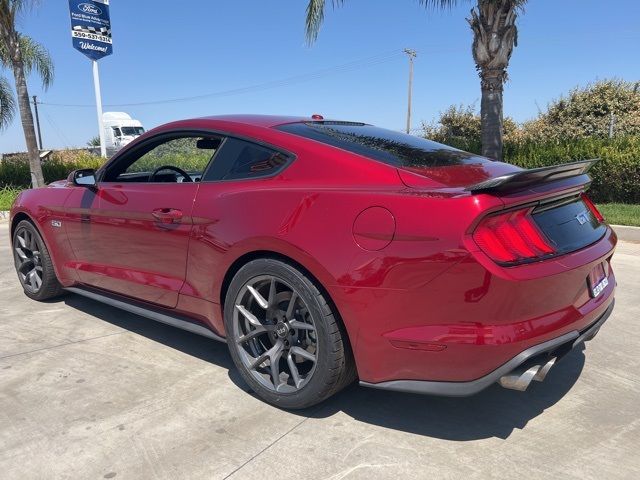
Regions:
[[588, 262, 609, 298]]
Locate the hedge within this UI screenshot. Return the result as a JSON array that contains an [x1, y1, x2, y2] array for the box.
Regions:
[[1, 137, 639, 203], [0, 152, 105, 188], [441, 136, 640, 203]]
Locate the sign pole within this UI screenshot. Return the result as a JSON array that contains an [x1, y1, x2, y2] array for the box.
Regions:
[[92, 60, 106, 157]]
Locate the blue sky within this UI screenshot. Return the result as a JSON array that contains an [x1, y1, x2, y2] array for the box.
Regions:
[[0, 0, 638, 153]]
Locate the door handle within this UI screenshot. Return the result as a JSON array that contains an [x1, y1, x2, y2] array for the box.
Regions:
[[152, 208, 183, 224]]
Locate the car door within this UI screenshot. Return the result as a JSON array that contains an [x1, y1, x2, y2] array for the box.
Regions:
[[183, 137, 293, 328], [65, 132, 220, 308]]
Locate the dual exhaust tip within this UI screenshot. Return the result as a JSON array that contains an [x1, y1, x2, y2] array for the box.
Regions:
[[499, 357, 557, 392]]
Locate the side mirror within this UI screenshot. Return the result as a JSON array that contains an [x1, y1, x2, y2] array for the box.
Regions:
[[71, 169, 97, 187]]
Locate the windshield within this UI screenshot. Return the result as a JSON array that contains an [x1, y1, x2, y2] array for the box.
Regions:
[[121, 126, 145, 136], [276, 122, 489, 168]]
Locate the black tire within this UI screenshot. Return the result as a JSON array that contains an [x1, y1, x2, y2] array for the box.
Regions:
[[224, 258, 355, 409], [12, 220, 65, 301]]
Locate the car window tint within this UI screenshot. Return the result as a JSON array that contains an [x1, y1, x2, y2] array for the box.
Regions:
[[203, 138, 289, 181], [124, 137, 216, 175], [276, 122, 490, 168]]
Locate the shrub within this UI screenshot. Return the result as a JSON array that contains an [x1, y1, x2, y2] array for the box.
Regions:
[[443, 136, 640, 203], [523, 79, 640, 140], [0, 150, 105, 188], [422, 104, 520, 152]]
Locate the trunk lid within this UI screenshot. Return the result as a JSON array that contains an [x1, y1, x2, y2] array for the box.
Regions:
[[530, 193, 607, 256]]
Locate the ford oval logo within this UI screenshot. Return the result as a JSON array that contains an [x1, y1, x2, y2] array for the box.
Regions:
[[78, 3, 102, 15]]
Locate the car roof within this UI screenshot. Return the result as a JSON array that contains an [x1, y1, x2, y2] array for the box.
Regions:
[[196, 114, 333, 128]]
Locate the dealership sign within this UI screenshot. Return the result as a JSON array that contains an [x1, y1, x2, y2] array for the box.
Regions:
[[68, 0, 112, 60]]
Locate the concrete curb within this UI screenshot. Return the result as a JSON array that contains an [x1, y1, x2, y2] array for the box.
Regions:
[[612, 224, 640, 243]]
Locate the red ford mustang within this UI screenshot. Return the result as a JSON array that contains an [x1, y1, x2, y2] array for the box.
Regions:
[[10, 115, 616, 409]]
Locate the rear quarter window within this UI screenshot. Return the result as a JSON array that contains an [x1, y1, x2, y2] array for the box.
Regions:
[[203, 138, 290, 181], [276, 122, 489, 168]]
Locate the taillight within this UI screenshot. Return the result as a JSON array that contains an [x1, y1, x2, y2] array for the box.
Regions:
[[473, 208, 556, 265], [581, 192, 604, 223]]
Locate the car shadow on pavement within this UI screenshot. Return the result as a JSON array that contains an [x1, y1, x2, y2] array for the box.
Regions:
[[63, 293, 586, 441], [308, 346, 586, 441]]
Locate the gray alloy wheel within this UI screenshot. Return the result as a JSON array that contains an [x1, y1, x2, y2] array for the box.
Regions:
[[224, 258, 356, 409], [12, 220, 64, 301], [232, 275, 318, 393], [14, 225, 44, 293]]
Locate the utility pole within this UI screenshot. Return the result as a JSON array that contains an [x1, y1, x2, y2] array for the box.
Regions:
[[404, 48, 417, 134], [32, 96, 43, 150], [609, 112, 616, 138]]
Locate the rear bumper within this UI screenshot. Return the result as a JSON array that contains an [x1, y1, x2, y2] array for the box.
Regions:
[[360, 299, 614, 396]]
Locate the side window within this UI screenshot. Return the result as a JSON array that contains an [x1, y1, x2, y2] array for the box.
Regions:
[[203, 138, 289, 181], [104, 135, 221, 182]]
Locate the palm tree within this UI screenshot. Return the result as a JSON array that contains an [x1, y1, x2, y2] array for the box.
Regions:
[[0, 74, 15, 129], [305, 0, 525, 160], [0, 0, 54, 187]]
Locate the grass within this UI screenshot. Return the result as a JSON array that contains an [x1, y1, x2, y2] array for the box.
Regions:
[[598, 203, 640, 227], [0, 186, 21, 211]]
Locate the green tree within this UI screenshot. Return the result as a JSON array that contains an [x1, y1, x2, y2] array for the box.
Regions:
[[87, 135, 101, 147], [0, 0, 54, 187], [305, 0, 526, 160]]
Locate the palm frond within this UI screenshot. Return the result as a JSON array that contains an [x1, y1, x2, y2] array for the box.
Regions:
[[17, 34, 54, 89], [305, 0, 345, 44], [416, 0, 466, 9], [0, 75, 16, 130], [418, 0, 526, 11]]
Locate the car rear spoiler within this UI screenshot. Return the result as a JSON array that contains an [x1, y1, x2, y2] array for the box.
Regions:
[[466, 159, 599, 194]]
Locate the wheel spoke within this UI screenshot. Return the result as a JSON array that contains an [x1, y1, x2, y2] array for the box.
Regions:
[[287, 351, 303, 388], [15, 247, 28, 261], [27, 270, 39, 290], [16, 234, 27, 249], [248, 341, 281, 370], [18, 261, 32, 275], [247, 285, 269, 309], [285, 291, 298, 319], [235, 304, 263, 327], [270, 345, 284, 390], [290, 346, 316, 363], [236, 325, 267, 344], [28, 231, 37, 250], [267, 277, 276, 307], [248, 351, 270, 370], [289, 320, 315, 331]]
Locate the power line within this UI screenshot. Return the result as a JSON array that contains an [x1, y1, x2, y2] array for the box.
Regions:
[[42, 111, 71, 147], [38, 50, 405, 108]]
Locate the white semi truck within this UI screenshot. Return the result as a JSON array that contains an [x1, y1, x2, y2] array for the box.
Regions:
[[102, 112, 145, 156]]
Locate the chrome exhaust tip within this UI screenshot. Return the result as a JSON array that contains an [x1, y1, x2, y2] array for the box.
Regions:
[[499, 357, 557, 391]]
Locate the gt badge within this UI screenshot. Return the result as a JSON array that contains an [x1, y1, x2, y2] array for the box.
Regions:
[[575, 211, 589, 225]]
